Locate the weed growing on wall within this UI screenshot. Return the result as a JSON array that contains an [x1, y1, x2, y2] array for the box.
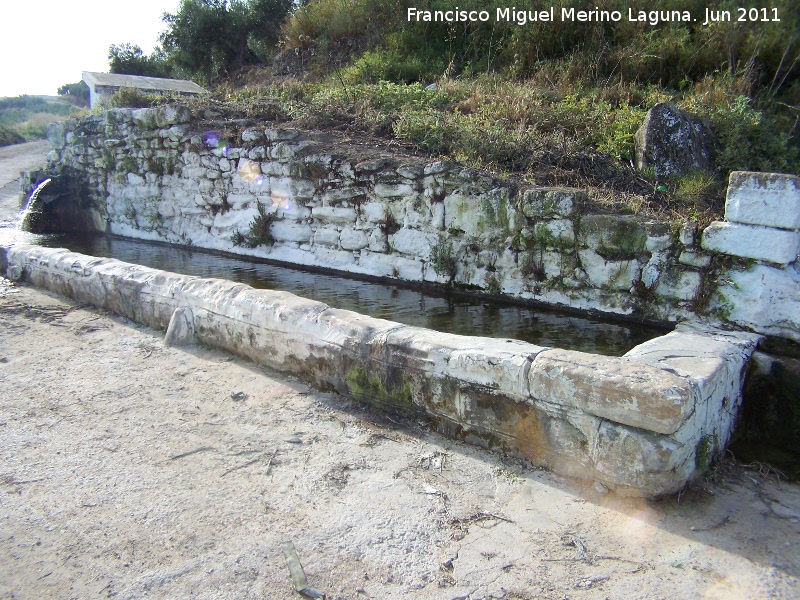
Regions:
[[430, 237, 457, 282], [244, 203, 276, 248]]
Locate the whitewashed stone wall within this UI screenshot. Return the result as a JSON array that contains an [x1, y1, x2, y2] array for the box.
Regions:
[[35, 107, 800, 341], [701, 172, 800, 341]]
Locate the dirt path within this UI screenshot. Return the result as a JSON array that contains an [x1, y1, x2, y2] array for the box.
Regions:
[[1, 282, 799, 600], [0, 138, 799, 600]]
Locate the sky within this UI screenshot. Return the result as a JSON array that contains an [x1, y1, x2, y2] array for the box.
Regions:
[[1, 0, 180, 98]]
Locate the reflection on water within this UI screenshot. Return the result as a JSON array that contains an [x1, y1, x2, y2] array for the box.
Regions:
[[3, 229, 667, 355]]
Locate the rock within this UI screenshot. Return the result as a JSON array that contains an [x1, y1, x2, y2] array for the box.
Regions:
[[655, 268, 702, 302], [635, 102, 714, 177], [164, 307, 194, 347]]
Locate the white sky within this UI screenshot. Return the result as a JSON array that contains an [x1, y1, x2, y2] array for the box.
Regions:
[[1, 0, 180, 98]]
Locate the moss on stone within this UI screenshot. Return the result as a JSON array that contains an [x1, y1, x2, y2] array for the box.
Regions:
[[345, 365, 414, 412]]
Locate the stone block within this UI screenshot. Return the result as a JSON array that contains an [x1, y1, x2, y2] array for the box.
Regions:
[[390, 228, 434, 257], [579, 215, 648, 259], [578, 249, 639, 290], [322, 187, 366, 205], [368, 229, 388, 253], [374, 182, 414, 199], [154, 105, 191, 128], [241, 128, 265, 143], [535, 219, 575, 246], [312, 206, 357, 224], [520, 187, 582, 218], [361, 202, 386, 224], [701, 221, 800, 265], [725, 171, 800, 230], [655, 268, 702, 302], [529, 349, 694, 434], [340, 228, 369, 251], [716, 263, 800, 342], [313, 227, 340, 248], [270, 220, 313, 243], [678, 250, 712, 268]]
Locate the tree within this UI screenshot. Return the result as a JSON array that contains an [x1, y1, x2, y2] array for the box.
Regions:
[[57, 81, 89, 106], [159, 0, 292, 82], [109, 43, 170, 77]]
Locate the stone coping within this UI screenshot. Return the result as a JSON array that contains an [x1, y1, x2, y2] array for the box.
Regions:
[[0, 243, 761, 497]]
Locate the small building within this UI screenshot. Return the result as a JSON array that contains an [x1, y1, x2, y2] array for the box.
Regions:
[[82, 72, 207, 109]]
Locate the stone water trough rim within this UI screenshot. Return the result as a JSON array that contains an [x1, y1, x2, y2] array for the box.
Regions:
[[0, 242, 762, 498]]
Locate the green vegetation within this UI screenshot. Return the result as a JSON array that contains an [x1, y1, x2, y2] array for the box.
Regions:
[[107, 0, 293, 84], [345, 365, 414, 412], [0, 95, 84, 145], [234, 201, 276, 247], [430, 236, 457, 282], [57, 81, 90, 106]]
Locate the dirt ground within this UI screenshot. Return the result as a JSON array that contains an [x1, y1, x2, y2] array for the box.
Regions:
[[1, 141, 799, 600]]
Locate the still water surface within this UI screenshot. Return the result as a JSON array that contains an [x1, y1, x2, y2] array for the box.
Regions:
[[4, 229, 667, 355]]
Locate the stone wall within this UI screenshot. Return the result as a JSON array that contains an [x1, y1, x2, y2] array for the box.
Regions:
[[34, 106, 800, 341], [0, 243, 761, 497]]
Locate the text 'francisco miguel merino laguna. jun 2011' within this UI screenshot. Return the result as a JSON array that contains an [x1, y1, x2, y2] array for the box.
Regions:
[[407, 6, 783, 27]]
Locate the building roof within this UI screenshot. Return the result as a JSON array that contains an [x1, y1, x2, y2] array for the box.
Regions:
[[82, 72, 207, 94]]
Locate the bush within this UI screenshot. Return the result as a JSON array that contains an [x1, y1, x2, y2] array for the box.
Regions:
[[0, 124, 25, 147], [111, 87, 154, 108]]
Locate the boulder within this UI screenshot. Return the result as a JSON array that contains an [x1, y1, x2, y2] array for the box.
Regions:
[[635, 102, 714, 178]]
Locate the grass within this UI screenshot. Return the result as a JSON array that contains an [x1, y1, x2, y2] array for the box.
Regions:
[[161, 73, 800, 224]]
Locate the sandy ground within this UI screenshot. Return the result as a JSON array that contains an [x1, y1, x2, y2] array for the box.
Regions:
[[1, 140, 799, 600]]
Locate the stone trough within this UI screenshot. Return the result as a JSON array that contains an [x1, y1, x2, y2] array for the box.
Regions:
[[0, 243, 761, 498]]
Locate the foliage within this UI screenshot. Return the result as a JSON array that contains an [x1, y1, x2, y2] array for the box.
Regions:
[[430, 237, 457, 282], [159, 0, 293, 82], [693, 95, 800, 175], [242, 202, 276, 247], [0, 124, 25, 147], [285, 0, 799, 102], [111, 87, 155, 108], [109, 43, 170, 77], [57, 81, 90, 106]]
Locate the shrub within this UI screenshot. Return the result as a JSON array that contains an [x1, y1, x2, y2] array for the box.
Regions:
[[111, 87, 154, 108], [0, 124, 25, 147]]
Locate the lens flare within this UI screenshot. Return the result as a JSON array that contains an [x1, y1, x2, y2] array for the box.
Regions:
[[238, 160, 262, 183], [270, 189, 292, 211], [203, 131, 219, 147], [203, 130, 229, 155]]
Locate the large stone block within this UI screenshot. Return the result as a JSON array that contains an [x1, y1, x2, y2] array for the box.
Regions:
[[519, 187, 582, 218], [701, 221, 800, 265], [339, 228, 369, 251], [529, 349, 694, 434], [725, 171, 800, 230], [716, 263, 800, 342], [655, 268, 702, 302], [579, 215, 648, 259], [578, 249, 639, 290], [312, 206, 357, 224], [389, 228, 434, 257], [270, 220, 313, 243]]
